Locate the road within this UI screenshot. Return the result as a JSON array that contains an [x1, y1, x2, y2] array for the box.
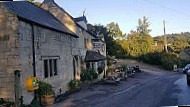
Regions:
[[92, 71, 190, 107], [49, 70, 190, 107]]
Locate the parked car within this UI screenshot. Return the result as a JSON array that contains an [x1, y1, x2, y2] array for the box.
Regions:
[[187, 69, 190, 86], [183, 64, 190, 74]]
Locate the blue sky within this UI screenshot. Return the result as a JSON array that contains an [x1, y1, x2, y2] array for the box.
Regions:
[[36, 0, 190, 37]]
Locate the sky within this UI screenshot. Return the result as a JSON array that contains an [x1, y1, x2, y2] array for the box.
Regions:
[[35, 0, 190, 37]]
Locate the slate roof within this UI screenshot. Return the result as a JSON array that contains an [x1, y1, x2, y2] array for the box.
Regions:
[[85, 50, 106, 62], [2, 1, 77, 37], [74, 16, 87, 23], [42, 0, 98, 39]]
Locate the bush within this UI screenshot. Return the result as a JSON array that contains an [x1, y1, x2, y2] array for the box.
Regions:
[[107, 56, 113, 67], [36, 81, 55, 98], [160, 52, 180, 70], [139, 52, 186, 70], [68, 79, 81, 92], [106, 68, 113, 75], [29, 99, 41, 107], [97, 67, 104, 74], [80, 69, 98, 82], [0, 98, 14, 107], [139, 52, 161, 65], [115, 54, 134, 59]]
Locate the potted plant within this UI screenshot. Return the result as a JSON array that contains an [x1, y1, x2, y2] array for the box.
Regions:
[[68, 79, 81, 93], [36, 81, 55, 106]]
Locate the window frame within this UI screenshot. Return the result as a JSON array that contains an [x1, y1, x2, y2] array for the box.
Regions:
[[43, 58, 58, 78]]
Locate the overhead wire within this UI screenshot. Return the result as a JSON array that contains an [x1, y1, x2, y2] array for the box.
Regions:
[[143, 0, 190, 17]]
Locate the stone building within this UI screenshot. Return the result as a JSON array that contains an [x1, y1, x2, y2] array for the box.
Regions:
[[41, 0, 107, 79], [0, 0, 106, 104]]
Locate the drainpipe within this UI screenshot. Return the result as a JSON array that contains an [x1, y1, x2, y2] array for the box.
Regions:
[[31, 23, 37, 100], [32, 23, 36, 77]]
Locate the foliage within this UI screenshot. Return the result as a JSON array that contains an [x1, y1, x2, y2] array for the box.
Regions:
[[88, 17, 154, 61], [0, 98, 14, 107], [139, 52, 162, 65], [117, 17, 153, 57], [80, 69, 98, 82], [115, 54, 134, 59], [107, 55, 114, 66], [160, 52, 181, 70], [154, 32, 190, 52], [36, 81, 55, 98], [28, 0, 41, 7], [88, 24, 125, 56], [88, 17, 190, 71], [107, 22, 123, 39], [137, 16, 151, 36], [106, 68, 113, 74], [97, 66, 104, 74], [68, 79, 80, 92], [139, 52, 186, 70], [27, 99, 41, 107]]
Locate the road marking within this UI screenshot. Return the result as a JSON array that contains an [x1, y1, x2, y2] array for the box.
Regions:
[[111, 84, 141, 97]]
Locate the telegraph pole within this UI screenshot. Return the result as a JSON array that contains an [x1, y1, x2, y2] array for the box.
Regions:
[[163, 20, 168, 52]]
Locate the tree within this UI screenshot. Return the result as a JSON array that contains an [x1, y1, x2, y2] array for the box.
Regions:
[[118, 17, 153, 57], [137, 16, 151, 36], [88, 24, 125, 56], [153, 32, 190, 52], [106, 22, 123, 39], [28, 0, 41, 7]]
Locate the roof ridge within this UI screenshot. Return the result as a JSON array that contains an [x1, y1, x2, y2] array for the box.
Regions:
[[2, 1, 77, 37]]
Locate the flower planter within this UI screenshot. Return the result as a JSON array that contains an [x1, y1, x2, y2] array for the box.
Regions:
[[41, 94, 55, 106]]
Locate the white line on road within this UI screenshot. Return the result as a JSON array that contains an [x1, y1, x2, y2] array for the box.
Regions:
[[111, 84, 141, 97]]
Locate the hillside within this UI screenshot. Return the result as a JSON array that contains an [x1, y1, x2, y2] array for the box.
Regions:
[[154, 32, 190, 51]]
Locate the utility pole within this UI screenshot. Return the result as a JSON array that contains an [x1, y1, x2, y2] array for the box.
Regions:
[[163, 20, 168, 52]]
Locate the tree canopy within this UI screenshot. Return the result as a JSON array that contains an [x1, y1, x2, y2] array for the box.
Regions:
[[106, 22, 123, 39], [154, 32, 190, 52], [28, 0, 41, 7]]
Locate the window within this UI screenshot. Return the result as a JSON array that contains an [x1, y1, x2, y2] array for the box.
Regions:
[[54, 59, 57, 76], [84, 38, 87, 48], [49, 59, 53, 77], [44, 59, 58, 78], [44, 60, 48, 78]]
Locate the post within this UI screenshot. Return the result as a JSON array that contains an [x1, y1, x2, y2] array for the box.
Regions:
[[163, 20, 168, 52]]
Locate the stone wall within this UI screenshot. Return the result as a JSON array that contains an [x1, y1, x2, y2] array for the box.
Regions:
[[19, 20, 83, 104], [40, 0, 95, 54], [40, 1, 78, 35], [0, 3, 20, 101], [0, 1, 105, 104]]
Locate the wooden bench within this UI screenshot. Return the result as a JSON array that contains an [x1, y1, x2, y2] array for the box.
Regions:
[[104, 76, 121, 85], [115, 78, 121, 84]]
